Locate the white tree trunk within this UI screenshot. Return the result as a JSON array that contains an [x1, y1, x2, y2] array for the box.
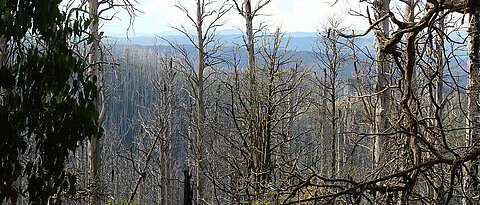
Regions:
[[464, 8, 480, 205], [195, 0, 206, 203], [433, 11, 445, 204], [245, 0, 255, 89], [88, 0, 102, 204], [0, 36, 6, 106], [373, 0, 391, 168]]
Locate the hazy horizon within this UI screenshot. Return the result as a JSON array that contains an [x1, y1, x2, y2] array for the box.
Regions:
[[100, 0, 369, 37]]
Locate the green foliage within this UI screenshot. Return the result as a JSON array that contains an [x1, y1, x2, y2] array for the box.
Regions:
[[0, 0, 99, 204], [252, 190, 277, 205], [106, 199, 144, 205]]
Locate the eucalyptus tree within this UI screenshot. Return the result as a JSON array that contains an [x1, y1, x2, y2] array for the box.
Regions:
[[227, 0, 278, 199], [87, 1, 102, 204], [313, 18, 350, 178], [213, 29, 311, 203], [373, 0, 391, 171], [81, 0, 138, 203], [172, 1, 230, 204], [230, 0, 272, 88], [280, 0, 480, 204], [464, 7, 480, 204], [0, 1, 99, 204]]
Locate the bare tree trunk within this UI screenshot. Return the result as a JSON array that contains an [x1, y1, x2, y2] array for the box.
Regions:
[[331, 73, 337, 178], [245, 0, 256, 93], [159, 59, 175, 205], [88, 0, 102, 204], [338, 109, 345, 176], [373, 0, 391, 168], [316, 21, 346, 179], [184, 169, 193, 205], [195, 1, 206, 203], [464, 8, 480, 205], [243, 1, 263, 196], [165, 148, 172, 205], [372, 0, 391, 203], [434, 11, 444, 139], [433, 11, 445, 204], [159, 150, 166, 205], [231, 0, 272, 199], [0, 35, 5, 106], [345, 99, 352, 171]]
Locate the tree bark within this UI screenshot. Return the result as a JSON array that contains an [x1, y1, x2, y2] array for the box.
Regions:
[[245, 0, 255, 90], [0, 36, 5, 107], [184, 170, 193, 205], [195, 0, 206, 203], [370, 0, 399, 203], [464, 8, 480, 205], [373, 0, 391, 169], [399, 2, 421, 204], [330, 46, 337, 178], [434, 11, 444, 131], [242, 0, 263, 196], [88, 0, 102, 204], [433, 10, 445, 204]]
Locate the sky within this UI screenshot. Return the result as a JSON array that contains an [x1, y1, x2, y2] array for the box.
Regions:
[[101, 0, 370, 37]]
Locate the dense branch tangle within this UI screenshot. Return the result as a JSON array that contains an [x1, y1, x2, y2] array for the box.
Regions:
[[281, 0, 480, 204], [214, 29, 311, 204]]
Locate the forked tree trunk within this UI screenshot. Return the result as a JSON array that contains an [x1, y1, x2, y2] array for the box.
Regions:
[[464, 8, 480, 205]]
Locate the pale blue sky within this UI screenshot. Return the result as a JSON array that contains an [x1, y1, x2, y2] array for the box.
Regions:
[[101, 0, 369, 37]]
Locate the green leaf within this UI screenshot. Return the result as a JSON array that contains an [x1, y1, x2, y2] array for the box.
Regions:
[[87, 34, 95, 44], [57, 96, 63, 103], [4, 7, 9, 20], [84, 18, 92, 30], [0, 0, 6, 11]]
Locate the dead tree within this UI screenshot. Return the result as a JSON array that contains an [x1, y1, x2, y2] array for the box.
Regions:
[[172, 1, 230, 204], [229, 0, 274, 198], [281, 0, 480, 204], [184, 169, 193, 205], [314, 17, 349, 178], [87, 1, 102, 204], [373, 0, 391, 171], [464, 7, 480, 205]]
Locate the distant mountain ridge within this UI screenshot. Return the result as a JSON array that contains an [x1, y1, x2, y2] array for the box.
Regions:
[[104, 30, 374, 52]]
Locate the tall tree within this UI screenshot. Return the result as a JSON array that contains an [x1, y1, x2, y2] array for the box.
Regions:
[[314, 18, 349, 178], [231, 0, 271, 90], [87, 0, 103, 204], [282, 1, 480, 204], [173, 1, 229, 203], [0, 0, 99, 203], [373, 0, 391, 169], [195, 0, 207, 202], [464, 7, 480, 205], [230, 0, 273, 197]]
